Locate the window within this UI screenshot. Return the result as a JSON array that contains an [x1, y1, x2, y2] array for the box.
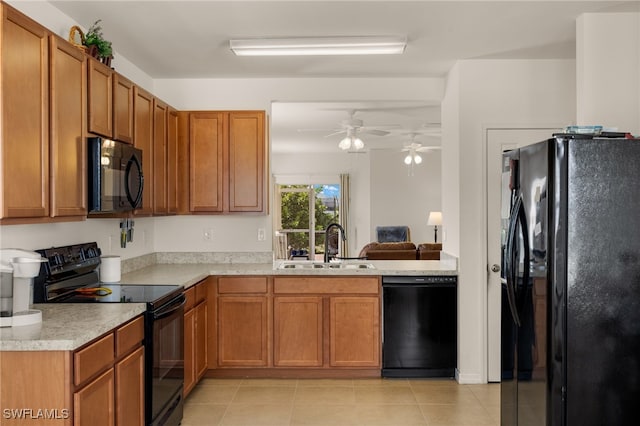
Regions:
[[274, 183, 340, 261]]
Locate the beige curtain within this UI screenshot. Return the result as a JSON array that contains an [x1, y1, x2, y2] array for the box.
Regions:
[[339, 173, 350, 258], [273, 184, 287, 259]]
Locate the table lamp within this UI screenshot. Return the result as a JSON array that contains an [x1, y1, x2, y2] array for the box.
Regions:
[[427, 211, 442, 243]]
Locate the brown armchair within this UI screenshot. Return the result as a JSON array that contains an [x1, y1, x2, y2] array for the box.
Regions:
[[418, 243, 443, 260]]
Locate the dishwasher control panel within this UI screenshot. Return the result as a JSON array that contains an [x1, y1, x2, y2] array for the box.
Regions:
[[382, 275, 457, 285]]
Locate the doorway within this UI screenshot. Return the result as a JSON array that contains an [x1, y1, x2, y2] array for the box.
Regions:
[[485, 127, 561, 382]]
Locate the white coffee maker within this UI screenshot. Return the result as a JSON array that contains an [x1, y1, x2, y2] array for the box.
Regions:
[[0, 249, 47, 327]]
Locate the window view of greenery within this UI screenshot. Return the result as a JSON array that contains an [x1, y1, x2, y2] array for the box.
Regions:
[[279, 184, 340, 260]]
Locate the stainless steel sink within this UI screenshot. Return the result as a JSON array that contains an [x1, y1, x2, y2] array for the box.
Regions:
[[277, 261, 375, 270]]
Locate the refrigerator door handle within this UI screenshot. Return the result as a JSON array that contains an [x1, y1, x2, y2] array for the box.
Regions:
[[516, 198, 531, 318], [505, 195, 525, 326]]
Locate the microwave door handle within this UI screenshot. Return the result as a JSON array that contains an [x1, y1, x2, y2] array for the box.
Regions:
[[125, 154, 144, 208]]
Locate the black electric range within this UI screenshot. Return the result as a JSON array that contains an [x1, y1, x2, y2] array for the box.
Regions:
[[33, 242, 185, 426], [33, 242, 181, 306]]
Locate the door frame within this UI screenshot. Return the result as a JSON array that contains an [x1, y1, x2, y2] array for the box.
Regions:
[[482, 124, 564, 382]]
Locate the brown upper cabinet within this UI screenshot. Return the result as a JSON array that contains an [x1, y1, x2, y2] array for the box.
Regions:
[[187, 111, 267, 214], [167, 107, 180, 214], [88, 57, 135, 145], [189, 112, 224, 212], [153, 98, 168, 215], [49, 35, 87, 218], [113, 73, 134, 144], [133, 86, 154, 216], [87, 56, 113, 139], [0, 5, 50, 220]]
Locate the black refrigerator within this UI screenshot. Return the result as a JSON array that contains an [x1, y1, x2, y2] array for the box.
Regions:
[[500, 135, 640, 426]]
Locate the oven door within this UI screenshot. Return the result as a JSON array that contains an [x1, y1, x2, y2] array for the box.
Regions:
[[146, 293, 185, 426]]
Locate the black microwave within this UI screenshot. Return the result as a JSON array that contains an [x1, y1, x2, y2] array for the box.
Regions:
[[88, 137, 144, 213]]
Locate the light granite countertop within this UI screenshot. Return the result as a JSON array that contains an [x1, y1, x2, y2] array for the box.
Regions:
[[119, 258, 458, 288], [1, 257, 457, 352], [0, 303, 146, 351]]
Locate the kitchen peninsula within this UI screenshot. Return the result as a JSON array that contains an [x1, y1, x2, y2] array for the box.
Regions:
[[1, 255, 456, 425], [1, 257, 457, 352]]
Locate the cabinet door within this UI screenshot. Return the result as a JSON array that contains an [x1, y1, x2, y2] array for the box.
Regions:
[[133, 86, 154, 216], [113, 74, 134, 144], [1, 7, 49, 219], [74, 369, 115, 426], [87, 57, 113, 138], [218, 296, 269, 367], [115, 346, 144, 426], [329, 296, 380, 367], [167, 107, 179, 214], [274, 296, 323, 367], [153, 98, 168, 215], [183, 307, 195, 397], [228, 111, 265, 213], [50, 36, 86, 218], [189, 112, 225, 212], [194, 300, 208, 379]]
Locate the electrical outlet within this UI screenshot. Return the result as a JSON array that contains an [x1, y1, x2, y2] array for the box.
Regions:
[[203, 228, 213, 241], [257, 228, 266, 241]]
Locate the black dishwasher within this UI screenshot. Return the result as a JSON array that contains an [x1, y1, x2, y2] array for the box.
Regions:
[[382, 275, 457, 378]]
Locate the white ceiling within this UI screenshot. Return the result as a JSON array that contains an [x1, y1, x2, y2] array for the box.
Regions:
[[48, 0, 639, 153]]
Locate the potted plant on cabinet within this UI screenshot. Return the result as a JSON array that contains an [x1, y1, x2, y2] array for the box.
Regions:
[[84, 19, 113, 66]]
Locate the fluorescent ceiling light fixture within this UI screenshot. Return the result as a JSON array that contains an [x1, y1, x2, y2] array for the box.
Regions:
[[229, 36, 407, 56]]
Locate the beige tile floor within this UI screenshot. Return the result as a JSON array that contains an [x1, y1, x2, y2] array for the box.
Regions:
[[182, 378, 500, 426]]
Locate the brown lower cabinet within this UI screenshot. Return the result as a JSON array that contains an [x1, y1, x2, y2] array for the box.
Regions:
[[274, 296, 323, 367], [74, 369, 115, 426], [184, 278, 210, 397], [207, 275, 381, 378], [0, 315, 144, 426]]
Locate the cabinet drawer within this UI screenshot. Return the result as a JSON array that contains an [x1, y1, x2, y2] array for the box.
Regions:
[[74, 333, 115, 386], [218, 277, 268, 294], [195, 281, 208, 304], [274, 277, 380, 294], [184, 286, 196, 311], [116, 316, 144, 358]]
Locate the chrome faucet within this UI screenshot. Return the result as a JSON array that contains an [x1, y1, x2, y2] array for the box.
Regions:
[[324, 223, 346, 263]]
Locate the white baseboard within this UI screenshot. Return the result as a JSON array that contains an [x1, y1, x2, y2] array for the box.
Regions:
[[455, 369, 484, 384]]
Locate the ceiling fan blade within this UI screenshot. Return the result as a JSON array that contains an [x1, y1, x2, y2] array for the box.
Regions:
[[297, 128, 339, 133], [416, 146, 441, 152], [362, 129, 390, 136], [324, 130, 347, 137]]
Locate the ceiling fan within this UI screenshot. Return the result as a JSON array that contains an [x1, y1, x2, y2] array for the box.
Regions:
[[401, 133, 441, 165], [298, 110, 397, 151]]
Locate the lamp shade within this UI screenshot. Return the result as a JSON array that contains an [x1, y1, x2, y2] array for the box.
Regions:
[[427, 211, 442, 226]]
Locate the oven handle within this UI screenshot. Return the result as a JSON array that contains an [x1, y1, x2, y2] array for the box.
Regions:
[[153, 293, 186, 320]]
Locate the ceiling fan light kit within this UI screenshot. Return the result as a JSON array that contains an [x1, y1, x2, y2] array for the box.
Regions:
[[339, 136, 365, 151], [404, 152, 422, 165], [229, 36, 407, 56]]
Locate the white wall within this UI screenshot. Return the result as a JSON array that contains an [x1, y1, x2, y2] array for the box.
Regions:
[[441, 64, 461, 257], [151, 77, 444, 254], [0, 218, 155, 258], [442, 59, 576, 383], [370, 149, 441, 246], [577, 12, 640, 135]]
